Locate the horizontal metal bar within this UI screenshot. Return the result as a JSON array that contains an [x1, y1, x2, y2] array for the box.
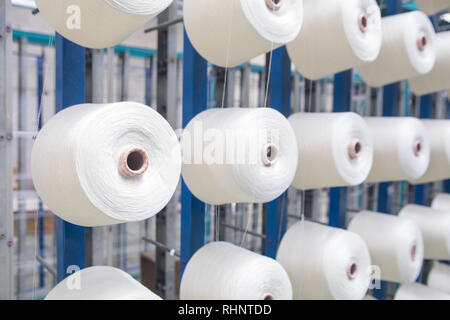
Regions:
[[220, 222, 266, 239], [141, 237, 180, 258], [144, 17, 183, 33], [36, 255, 56, 278]]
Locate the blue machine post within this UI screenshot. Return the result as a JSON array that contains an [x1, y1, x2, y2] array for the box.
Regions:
[[414, 95, 433, 205], [376, 83, 400, 214], [180, 30, 207, 277], [265, 47, 291, 258], [145, 65, 151, 107], [55, 34, 86, 282], [37, 55, 45, 287], [377, 0, 402, 215], [329, 70, 352, 228]]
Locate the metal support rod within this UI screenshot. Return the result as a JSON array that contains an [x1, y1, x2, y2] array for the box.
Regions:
[[180, 30, 207, 278], [156, 3, 180, 299], [373, 0, 402, 301], [36, 255, 57, 278], [17, 36, 28, 300], [84, 49, 107, 268], [0, 0, 13, 300], [265, 47, 291, 259], [329, 70, 353, 228], [141, 237, 180, 258], [55, 34, 86, 282], [221, 223, 266, 239], [144, 17, 183, 33], [37, 54, 45, 288]]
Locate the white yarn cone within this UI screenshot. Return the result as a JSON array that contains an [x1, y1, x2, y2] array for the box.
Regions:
[[31, 102, 181, 227], [180, 242, 293, 300], [357, 11, 436, 87], [410, 120, 450, 183], [184, 0, 303, 67], [409, 32, 450, 96], [364, 117, 430, 183], [181, 108, 298, 205], [45, 266, 162, 300], [276, 221, 372, 300], [399, 204, 450, 260], [394, 282, 450, 300], [35, 0, 173, 48], [287, 0, 382, 80], [348, 211, 424, 283], [432, 193, 450, 211], [427, 262, 450, 295], [288, 112, 373, 190]]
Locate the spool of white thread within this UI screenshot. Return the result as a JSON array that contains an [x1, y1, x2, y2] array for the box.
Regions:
[[276, 221, 372, 300], [35, 0, 172, 48], [348, 211, 424, 283], [288, 112, 373, 190], [181, 108, 298, 205], [287, 0, 382, 80], [31, 102, 181, 227], [364, 117, 430, 183], [45, 266, 162, 300], [427, 262, 450, 295], [409, 32, 450, 96], [398, 204, 450, 260], [410, 120, 450, 184], [183, 0, 303, 67], [180, 242, 293, 300], [394, 283, 450, 300], [432, 193, 450, 211], [415, 0, 450, 15], [357, 11, 436, 87]]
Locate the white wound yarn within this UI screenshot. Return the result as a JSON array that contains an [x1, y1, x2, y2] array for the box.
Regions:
[[348, 211, 424, 283], [427, 262, 450, 295], [394, 283, 450, 300], [181, 108, 298, 205], [288, 112, 373, 190], [45, 266, 162, 300], [410, 120, 450, 183], [276, 221, 371, 300], [364, 117, 430, 183], [432, 193, 450, 211], [31, 102, 181, 227], [35, 0, 172, 48], [409, 32, 450, 96], [180, 242, 293, 300], [416, 0, 450, 15], [357, 11, 436, 87], [399, 204, 450, 260], [183, 0, 303, 67], [287, 0, 382, 80]]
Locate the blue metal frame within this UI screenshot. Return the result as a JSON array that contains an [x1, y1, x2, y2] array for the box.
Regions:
[[329, 70, 353, 228], [265, 47, 291, 258], [55, 34, 86, 282], [180, 30, 207, 277]]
